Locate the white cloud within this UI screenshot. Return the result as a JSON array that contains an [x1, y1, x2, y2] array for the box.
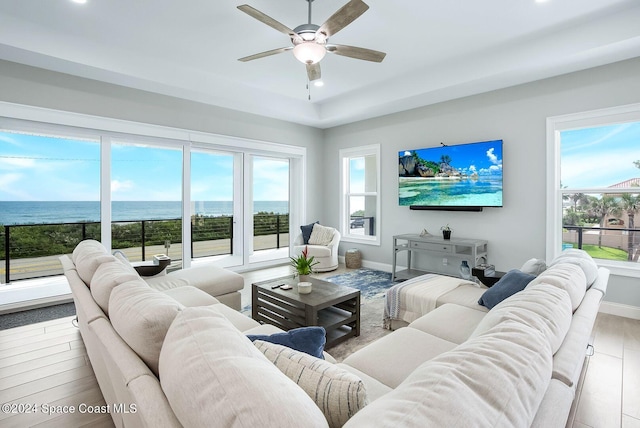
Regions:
[[486, 148, 500, 165], [469, 165, 477, 173], [111, 179, 135, 193], [403, 151, 412, 156], [0, 173, 32, 199], [0, 157, 36, 169]]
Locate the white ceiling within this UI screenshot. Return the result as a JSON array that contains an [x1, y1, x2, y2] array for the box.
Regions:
[[1, 0, 639, 129]]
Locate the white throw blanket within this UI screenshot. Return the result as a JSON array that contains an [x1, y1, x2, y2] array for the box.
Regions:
[[384, 274, 476, 328]]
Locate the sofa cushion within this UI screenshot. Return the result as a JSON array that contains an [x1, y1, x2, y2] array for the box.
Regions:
[[520, 258, 547, 275], [144, 275, 190, 291], [528, 262, 587, 311], [247, 326, 326, 359], [436, 284, 488, 312], [255, 340, 367, 428], [344, 321, 552, 428], [159, 306, 329, 428], [408, 303, 486, 344], [309, 224, 336, 246], [341, 328, 457, 388], [301, 221, 319, 244], [161, 286, 219, 307], [109, 280, 184, 376], [478, 269, 536, 309], [90, 260, 141, 316], [72, 240, 114, 285], [167, 264, 244, 296], [550, 249, 599, 287], [470, 283, 572, 354]]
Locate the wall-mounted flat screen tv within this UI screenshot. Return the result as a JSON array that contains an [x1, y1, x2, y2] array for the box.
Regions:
[[398, 139, 503, 209]]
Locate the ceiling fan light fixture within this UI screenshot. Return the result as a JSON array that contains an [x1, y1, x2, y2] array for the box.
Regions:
[[293, 42, 326, 64]]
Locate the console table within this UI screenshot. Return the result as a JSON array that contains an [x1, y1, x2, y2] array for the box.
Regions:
[[392, 234, 488, 281]]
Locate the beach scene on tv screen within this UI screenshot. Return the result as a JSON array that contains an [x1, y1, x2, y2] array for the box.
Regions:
[[398, 140, 503, 207]]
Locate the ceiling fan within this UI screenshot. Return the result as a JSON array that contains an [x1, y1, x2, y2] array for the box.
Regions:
[[237, 0, 386, 82]]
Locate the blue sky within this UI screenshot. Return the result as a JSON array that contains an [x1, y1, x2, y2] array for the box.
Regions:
[[0, 132, 289, 201], [400, 140, 503, 176], [561, 122, 640, 188]]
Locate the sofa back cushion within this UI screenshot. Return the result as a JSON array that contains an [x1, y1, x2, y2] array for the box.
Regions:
[[344, 320, 552, 428], [72, 239, 114, 285], [159, 306, 329, 428], [550, 249, 599, 287], [90, 260, 141, 316], [470, 283, 572, 355], [528, 263, 587, 311], [109, 280, 184, 376]]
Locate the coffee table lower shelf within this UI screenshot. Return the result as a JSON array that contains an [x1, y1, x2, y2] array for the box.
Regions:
[[252, 279, 360, 349]]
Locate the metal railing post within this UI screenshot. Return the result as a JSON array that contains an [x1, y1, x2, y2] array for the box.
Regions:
[[577, 226, 583, 249], [276, 215, 281, 249], [82, 223, 86, 241], [4, 226, 9, 284], [141, 221, 146, 261], [229, 216, 234, 254]]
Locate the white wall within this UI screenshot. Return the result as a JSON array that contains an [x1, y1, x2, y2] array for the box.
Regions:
[[323, 57, 640, 308], [0, 59, 325, 223]]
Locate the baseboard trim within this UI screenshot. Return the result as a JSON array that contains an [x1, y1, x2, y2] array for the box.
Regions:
[[599, 301, 640, 320]]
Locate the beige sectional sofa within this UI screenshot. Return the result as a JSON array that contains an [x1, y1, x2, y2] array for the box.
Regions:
[[63, 240, 608, 428]]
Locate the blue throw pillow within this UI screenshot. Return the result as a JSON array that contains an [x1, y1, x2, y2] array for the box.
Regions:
[[300, 222, 319, 244], [478, 269, 536, 309], [247, 326, 326, 359]]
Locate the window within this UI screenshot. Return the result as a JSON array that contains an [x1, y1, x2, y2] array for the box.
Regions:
[[340, 144, 380, 245], [547, 103, 640, 277], [0, 106, 306, 286]]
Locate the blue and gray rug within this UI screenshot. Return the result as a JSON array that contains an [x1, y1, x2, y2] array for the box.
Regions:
[[324, 268, 394, 300]]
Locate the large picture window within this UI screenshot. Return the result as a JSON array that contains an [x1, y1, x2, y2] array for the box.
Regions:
[[340, 144, 380, 245], [547, 103, 640, 277]]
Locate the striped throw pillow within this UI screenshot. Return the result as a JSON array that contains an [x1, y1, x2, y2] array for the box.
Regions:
[[254, 340, 368, 428]]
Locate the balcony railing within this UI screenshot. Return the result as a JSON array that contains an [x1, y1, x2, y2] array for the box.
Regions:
[[1, 213, 289, 283], [563, 224, 640, 261]]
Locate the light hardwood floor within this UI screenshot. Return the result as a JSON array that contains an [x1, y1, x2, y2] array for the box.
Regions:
[[1, 268, 639, 427]]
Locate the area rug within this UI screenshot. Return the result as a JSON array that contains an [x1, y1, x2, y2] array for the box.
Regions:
[[324, 268, 394, 299], [0, 302, 76, 330]]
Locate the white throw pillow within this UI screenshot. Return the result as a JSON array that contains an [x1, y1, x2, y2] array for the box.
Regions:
[[159, 306, 329, 428], [309, 224, 336, 246], [520, 258, 547, 276], [109, 280, 184, 376], [254, 340, 367, 428]]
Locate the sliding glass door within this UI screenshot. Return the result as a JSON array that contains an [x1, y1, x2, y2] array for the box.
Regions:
[[110, 139, 183, 263], [249, 156, 290, 264]]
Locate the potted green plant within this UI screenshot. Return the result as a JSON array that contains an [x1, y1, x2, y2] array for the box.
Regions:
[[441, 224, 452, 240], [290, 246, 320, 280]]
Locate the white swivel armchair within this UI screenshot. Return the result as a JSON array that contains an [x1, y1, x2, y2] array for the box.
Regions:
[[292, 226, 341, 272]]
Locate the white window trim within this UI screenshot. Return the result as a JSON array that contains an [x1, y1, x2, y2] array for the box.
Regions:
[[339, 144, 381, 246], [546, 102, 640, 278]]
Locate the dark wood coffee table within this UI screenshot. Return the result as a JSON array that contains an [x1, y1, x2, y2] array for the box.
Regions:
[[252, 275, 360, 348]]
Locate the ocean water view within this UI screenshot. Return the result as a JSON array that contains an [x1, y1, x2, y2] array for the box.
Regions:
[[0, 201, 289, 225]]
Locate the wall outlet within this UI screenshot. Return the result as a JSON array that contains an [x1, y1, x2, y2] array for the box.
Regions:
[[442, 258, 448, 265]]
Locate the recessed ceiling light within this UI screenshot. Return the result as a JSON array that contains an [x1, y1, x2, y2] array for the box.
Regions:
[[313, 80, 324, 87], [71, 0, 87, 4], [535, 0, 549, 3]]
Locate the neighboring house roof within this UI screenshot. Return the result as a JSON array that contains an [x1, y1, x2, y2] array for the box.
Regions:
[[608, 178, 640, 188]]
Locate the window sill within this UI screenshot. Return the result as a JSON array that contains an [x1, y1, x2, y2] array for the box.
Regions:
[[595, 259, 640, 278], [341, 235, 380, 246]]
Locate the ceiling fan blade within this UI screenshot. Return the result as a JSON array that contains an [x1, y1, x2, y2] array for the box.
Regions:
[[306, 62, 321, 81], [326, 44, 386, 62], [237, 5, 301, 42], [238, 47, 291, 62], [317, 0, 369, 39]]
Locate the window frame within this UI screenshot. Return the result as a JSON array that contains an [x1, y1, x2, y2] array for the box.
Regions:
[[339, 144, 381, 246], [546, 102, 640, 278]]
